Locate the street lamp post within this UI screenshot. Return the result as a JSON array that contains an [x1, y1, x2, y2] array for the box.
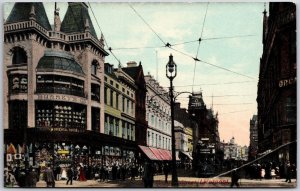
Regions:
[[166, 54, 178, 187]]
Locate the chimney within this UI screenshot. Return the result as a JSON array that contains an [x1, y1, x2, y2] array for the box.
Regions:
[[127, 61, 137, 67]]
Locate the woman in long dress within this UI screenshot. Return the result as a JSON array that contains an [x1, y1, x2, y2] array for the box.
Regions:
[[61, 167, 67, 180], [79, 166, 86, 181]]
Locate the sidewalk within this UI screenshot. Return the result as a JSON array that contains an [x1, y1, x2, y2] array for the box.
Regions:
[[36, 176, 297, 188]]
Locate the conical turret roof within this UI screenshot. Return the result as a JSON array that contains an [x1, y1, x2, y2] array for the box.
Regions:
[[61, 2, 97, 38], [6, 2, 51, 30]]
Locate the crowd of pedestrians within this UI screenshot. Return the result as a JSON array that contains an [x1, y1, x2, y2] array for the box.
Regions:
[[245, 161, 296, 182]]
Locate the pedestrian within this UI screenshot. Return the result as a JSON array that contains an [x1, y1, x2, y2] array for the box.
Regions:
[[120, 164, 126, 181], [285, 162, 292, 183], [4, 169, 17, 187], [143, 161, 154, 188], [260, 168, 265, 180], [44, 165, 55, 187], [112, 164, 117, 180], [131, 164, 136, 180], [25, 167, 38, 187], [138, 165, 144, 179], [79, 166, 86, 181], [54, 165, 61, 181], [66, 166, 74, 185], [230, 169, 240, 188], [163, 163, 170, 183]]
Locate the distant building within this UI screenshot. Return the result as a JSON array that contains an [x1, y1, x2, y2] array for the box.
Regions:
[[221, 137, 248, 161], [257, 2, 296, 164]]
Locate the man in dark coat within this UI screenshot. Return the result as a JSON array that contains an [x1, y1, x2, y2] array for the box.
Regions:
[[143, 161, 154, 188], [44, 166, 55, 187], [66, 166, 74, 185], [25, 167, 38, 187], [163, 163, 170, 183], [285, 162, 292, 183], [230, 169, 240, 187]]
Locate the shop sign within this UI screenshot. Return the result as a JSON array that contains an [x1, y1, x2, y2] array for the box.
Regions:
[[37, 94, 87, 104], [50, 127, 83, 132], [58, 150, 69, 154], [279, 77, 296, 88]]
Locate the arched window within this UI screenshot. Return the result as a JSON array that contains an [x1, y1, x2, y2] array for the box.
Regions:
[[91, 60, 99, 75], [12, 47, 27, 65]]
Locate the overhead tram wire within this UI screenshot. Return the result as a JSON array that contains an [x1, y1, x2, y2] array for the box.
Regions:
[[128, 3, 255, 80], [171, 80, 255, 87], [88, 2, 121, 64], [192, 2, 209, 92], [109, 34, 256, 50], [169, 46, 255, 79], [128, 4, 166, 45]]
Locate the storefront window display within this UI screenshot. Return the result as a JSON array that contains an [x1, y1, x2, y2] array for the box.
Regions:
[[36, 101, 86, 131]]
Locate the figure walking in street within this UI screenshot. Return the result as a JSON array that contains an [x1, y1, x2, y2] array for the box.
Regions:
[[44, 165, 55, 188], [163, 163, 170, 183], [230, 169, 240, 188], [143, 161, 154, 188], [285, 162, 292, 183], [4, 168, 17, 187], [25, 167, 38, 187], [66, 166, 74, 185]]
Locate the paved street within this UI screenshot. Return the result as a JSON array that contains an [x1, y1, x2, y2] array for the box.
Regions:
[[36, 175, 296, 188]]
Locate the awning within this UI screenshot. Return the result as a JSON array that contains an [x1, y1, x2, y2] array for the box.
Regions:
[[180, 151, 193, 160], [149, 147, 165, 160], [159, 149, 172, 160], [138, 145, 158, 160]]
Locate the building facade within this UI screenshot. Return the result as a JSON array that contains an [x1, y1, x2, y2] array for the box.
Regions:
[[257, 2, 296, 165], [122, 61, 148, 146], [249, 115, 258, 161], [3, 2, 137, 169], [145, 74, 172, 151]]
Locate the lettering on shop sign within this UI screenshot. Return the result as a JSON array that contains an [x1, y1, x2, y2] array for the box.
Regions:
[[50, 127, 83, 132], [37, 94, 87, 104], [278, 77, 296, 88]]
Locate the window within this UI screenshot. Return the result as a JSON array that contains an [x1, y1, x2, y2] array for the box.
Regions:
[[131, 102, 134, 115], [9, 74, 27, 94], [104, 87, 108, 104], [115, 119, 119, 137], [286, 97, 296, 123], [9, 101, 27, 129], [110, 90, 114, 106], [116, 93, 119, 109], [109, 116, 114, 135], [105, 116, 109, 134], [91, 60, 98, 75], [147, 131, 150, 145], [128, 124, 131, 140], [36, 101, 86, 131], [91, 83, 100, 102], [12, 47, 27, 65], [127, 100, 130, 113], [122, 121, 125, 138], [122, 97, 125, 112], [152, 133, 154, 147], [92, 107, 100, 132]]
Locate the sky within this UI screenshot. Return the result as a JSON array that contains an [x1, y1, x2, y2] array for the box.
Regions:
[[3, 1, 266, 146]]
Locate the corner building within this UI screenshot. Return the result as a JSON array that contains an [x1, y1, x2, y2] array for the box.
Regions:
[[3, 2, 115, 168], [257, 2, 296, 165]]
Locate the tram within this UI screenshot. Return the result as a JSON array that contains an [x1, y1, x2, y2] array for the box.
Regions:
[[193, 139, 216, 177]]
